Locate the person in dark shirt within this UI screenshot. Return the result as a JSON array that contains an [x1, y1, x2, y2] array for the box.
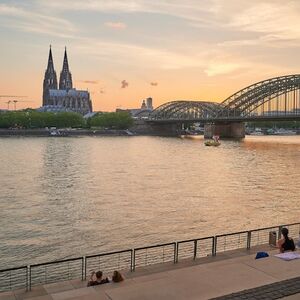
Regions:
[[87, 270, 110, 287], [277, 228, 295, 253]]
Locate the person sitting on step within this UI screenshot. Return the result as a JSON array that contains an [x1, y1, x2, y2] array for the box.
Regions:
[[87, 270, 110, 286], [112, 270, 124, 283], [277, 228, 295, 253]]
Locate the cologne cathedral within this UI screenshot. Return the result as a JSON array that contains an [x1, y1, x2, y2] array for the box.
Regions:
[[42, 46, 93, 115]]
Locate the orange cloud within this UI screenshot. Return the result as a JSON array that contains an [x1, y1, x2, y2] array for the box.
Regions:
[[77, 80, 99, 84], [104, 22, 127, 29], [121, 80, 129, 88]]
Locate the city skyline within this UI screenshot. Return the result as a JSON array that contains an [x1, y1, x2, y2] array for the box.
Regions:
[[1, 0, 300, 111]]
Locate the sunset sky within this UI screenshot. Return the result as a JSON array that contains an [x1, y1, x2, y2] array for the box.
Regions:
[[1, 0, 300, 111]]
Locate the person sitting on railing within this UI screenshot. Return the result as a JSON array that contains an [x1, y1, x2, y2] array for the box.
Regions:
[[111, 270, 124, 283], [87, 270, 110, 286], [277, 228, 295, 253]]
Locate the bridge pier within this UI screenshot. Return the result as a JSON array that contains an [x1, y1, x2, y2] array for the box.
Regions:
[[149, 123, 182, 136], [132, 120, 182, 136], [204, 122, 245, 139]]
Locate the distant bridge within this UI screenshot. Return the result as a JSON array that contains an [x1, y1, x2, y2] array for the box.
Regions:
[[145, 75, 300, 137]]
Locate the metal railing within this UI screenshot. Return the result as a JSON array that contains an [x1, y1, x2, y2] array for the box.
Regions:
[[29, 257, 83, 288], [176, 237, 214, 262], [85, 249, 132, 279], [0, 222, 299, 292], [133, 242, 176, 271], [215, 230, 249, 254], [0, 266, 27, 292]]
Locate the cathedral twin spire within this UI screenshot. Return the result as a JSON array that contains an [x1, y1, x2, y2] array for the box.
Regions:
[[59, 47, 73, 90], [43, 45, 58, 105], [43, 46, 73, 102]]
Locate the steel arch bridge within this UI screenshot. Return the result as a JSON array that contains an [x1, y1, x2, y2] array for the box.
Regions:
[[149, 100, 220, 121], [149, 74, 300, 122]]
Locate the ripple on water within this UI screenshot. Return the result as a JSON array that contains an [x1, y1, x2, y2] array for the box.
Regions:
[[0, 135, 299, 268]]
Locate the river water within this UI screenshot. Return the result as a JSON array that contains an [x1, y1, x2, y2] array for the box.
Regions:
[[0, 135, 299, 268]]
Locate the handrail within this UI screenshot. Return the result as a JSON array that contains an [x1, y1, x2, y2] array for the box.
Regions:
[[216, 230, 249, 237], [177, 236, 215, 243], [134, 241, 176, 251], [30, 256, 83, 268], [86, 248, 132, 259], [0, 222, 299, 292], [0, 266, 27, 273]]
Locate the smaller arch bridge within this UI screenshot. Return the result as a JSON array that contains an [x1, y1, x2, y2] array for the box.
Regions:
[[150, 100, 219, 122]]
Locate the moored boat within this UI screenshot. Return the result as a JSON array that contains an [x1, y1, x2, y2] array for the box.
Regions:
[[204, 140, 221, 146]]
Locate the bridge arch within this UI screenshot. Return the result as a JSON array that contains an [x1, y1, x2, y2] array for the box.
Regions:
[[150, 100, 219, 120], [217, 74, 300, 118]]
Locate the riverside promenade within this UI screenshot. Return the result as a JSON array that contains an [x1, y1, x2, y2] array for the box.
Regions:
[[1, 246, 300, 300]]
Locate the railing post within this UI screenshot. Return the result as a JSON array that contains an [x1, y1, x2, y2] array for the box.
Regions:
[[212, 237, 217, 256], [278, 225, 283, 239], [28, 265, 31, 291], [174, 243, 177, 264], [82, 257, 85, 281], [84, 256, 87, 280], [247, 231, 251, 249], [132, 249, 136, 271], [130, 250, 134, 272], [193, 240, 197, 260]]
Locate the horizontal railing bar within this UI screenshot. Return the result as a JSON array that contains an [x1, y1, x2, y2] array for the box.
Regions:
[[279, 222, 300, 227], [216, 231, 249, 237], [0, 266, 27, 273], [134, 242, 176, 251], [30, 257, 83, 268], [177, 236, 214, 244], [86, 249, 132, 259], [216, 222, 299, 237], [250, 227, 279, 233]]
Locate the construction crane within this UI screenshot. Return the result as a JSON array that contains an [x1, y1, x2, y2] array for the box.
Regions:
[[0, 95, 27, 98], [0, 95, 28, 110], [4, 100, 11, 110], [12, 100, 33, 110]]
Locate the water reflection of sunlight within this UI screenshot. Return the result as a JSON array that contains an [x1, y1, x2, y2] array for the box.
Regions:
[[1, 136, 299, 268], [179, 135, 204, 141], [241, 136, 300, 151]]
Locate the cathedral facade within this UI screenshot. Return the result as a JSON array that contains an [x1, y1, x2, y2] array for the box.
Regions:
[[42, 47, 93, 115]]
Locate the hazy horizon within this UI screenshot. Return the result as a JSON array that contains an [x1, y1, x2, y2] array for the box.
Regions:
[[1, 0, 300, 111]]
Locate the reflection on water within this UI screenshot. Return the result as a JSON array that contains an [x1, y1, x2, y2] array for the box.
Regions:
[[0, 136, 299, 268]]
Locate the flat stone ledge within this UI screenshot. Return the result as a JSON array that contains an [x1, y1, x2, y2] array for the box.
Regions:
[[210, 276, 300, 300]]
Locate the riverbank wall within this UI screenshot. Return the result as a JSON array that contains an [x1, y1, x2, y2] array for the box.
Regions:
[[0, 129, 133, 137]]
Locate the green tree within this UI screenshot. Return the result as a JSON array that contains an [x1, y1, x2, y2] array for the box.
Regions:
[[90, 112, 133, 129], [0, 111, 85, 129]]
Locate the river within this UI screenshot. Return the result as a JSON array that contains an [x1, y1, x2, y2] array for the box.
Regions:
[[0, 135, 299, 268]]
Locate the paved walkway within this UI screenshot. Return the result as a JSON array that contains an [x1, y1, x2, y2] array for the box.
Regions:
[[211, 276, 300, 299], [1, 247, 300, 300]]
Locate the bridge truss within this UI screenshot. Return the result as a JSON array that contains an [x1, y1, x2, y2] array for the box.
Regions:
[[149, 74, 300, 122], [217, 74, 300, 119], [150, 101, 220, 121]]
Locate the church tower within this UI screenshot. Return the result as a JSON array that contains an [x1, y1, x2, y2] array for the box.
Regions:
[[59, 47, 73, 90], [43, 45, 57, 105]]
